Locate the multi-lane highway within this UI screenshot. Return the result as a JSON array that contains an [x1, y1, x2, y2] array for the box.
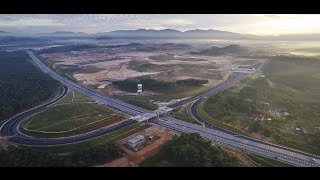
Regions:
[[0, 52, 319, 167], [153, 117, 319, 167], [0, 85, 68, 138], [169, 72, 247, 109]]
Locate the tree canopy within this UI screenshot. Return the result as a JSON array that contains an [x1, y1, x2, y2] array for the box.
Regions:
[[0, 51, 59, 122]]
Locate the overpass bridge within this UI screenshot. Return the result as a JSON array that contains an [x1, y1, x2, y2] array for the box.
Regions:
[[132, 106, 173, 123]]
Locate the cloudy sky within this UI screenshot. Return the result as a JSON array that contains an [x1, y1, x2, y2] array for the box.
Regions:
[[1, 14, 320, 35]]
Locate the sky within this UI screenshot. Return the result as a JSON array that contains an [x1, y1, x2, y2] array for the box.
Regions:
[[1, 14, 320, 35]]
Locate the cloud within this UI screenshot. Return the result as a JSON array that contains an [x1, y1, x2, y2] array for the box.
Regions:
[[165, 18, 193, 25]]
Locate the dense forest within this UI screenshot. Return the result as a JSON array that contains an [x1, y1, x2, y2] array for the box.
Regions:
[[113, 78, 208, 92], [0, 51, 59, 122], [0, 143, 122, 167], [141, 133, 243, 167]]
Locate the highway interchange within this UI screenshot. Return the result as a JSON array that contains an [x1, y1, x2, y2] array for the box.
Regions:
[[0, 51, 319, 167]]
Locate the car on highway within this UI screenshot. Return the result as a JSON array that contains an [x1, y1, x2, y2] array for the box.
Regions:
[[311, 158, 317, 163]]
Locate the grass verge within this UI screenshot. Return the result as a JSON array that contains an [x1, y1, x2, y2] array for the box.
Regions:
[[31, 123, 151, 154], [246, 153, 294, 167]]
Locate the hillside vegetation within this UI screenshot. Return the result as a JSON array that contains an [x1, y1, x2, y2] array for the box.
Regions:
[[0, 143, 121, 167], [0, 51, 59, 122], [201, 56, 320, 154], [140, 133, 243, 167], [190, 44, 272, 58]]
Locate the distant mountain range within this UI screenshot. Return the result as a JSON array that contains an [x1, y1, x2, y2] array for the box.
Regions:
[[0, 29, 250, 39], [1, 29, 320, 41], [36, 31, 89, 37], [0, 36, 49, 45], [95, 29, 249, 39]]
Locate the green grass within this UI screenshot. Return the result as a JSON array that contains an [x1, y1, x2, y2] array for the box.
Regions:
[[31, 123, 150, 154], [172, 103, 201, 125], [21, 103, 128, 138], [56, 90, 93, 104], [125, 99, 158, 110], [246, 154, 294, 167], [20, 90, 128, 138], [197, 101, 250, 136]]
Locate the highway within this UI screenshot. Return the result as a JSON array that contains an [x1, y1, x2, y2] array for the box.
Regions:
[[0, 85, 69, 138], [152, 117, 319, 167], [168, 72, 247, 109], [0, 52, 319, 167]]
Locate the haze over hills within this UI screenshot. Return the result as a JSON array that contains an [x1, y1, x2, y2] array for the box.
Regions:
[[96, 28, 248, 39], [36, 31, 89, 37], [190, 45, 248, 55], [1, 28, 320, 41], [0, 28, 249, 39], [262, 34, 320, 41], [190, 44, 278, 57]]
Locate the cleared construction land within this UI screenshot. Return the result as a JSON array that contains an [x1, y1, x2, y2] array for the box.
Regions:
[[100, 125, 175, 167], [38, 43, 263, 99]]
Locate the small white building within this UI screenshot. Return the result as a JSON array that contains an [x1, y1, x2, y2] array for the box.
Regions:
[[127, 135, 145, 150]]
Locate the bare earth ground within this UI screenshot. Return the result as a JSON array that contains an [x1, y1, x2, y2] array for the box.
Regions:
[[41, 46, 263, 94], [250, 132, 275, 142], [99, 125, 176, 167]]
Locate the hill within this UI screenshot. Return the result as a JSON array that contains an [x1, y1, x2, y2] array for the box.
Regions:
[[190, 45, 251, 56], [96, 28, 246, 39]]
